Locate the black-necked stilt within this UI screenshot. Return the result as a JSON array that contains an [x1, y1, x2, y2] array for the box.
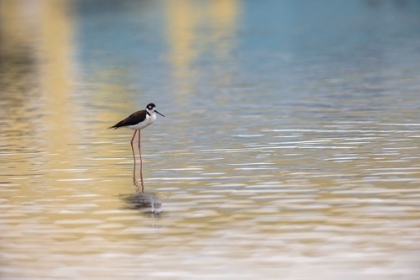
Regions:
[[110, 103, 165, 185]]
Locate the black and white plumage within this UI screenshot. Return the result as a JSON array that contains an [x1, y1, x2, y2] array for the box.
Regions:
[[110, 103, 165, 130], [110, 103, 164, 187]]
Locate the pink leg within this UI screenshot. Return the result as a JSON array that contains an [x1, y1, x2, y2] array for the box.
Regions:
[[133, 180, 144, 193], [130, 130, 137, 182], [138, 131, 144, 187]]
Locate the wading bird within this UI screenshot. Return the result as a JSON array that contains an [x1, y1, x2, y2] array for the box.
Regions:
[[110, 103, 165, 186]]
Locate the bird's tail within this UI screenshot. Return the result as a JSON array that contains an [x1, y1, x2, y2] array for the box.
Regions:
[[109, 124, 119, 129]]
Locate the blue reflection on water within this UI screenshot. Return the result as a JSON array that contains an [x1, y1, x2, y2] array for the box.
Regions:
[[74, 0, 420, 106]]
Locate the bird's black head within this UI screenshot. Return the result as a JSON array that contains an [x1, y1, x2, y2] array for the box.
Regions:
[[146, 103, 156, 110], [146, 103, 165, 117]]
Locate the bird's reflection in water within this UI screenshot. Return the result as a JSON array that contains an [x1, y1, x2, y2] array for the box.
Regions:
[[121, 180, 162, 216]]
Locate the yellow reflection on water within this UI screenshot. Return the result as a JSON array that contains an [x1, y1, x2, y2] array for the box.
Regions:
[[165, 0, 199, 82], [38, 0, 77, 157], [165, 0, 239, 101], [209, 0, 239, 61], [0, 0, 33, 50], [1, 0, 79, 175], [0, 0, 38, 93]]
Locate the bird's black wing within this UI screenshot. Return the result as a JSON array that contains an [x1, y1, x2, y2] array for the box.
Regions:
[[109, 110, 147, 129]]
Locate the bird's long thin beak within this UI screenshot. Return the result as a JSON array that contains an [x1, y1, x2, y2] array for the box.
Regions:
[[155, 110, 165, 117]]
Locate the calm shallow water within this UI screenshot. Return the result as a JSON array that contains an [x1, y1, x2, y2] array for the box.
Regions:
[[1, 0, 420, 279]]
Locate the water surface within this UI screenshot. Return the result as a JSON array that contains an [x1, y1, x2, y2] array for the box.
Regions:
[[1, 0, 420, 279]]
